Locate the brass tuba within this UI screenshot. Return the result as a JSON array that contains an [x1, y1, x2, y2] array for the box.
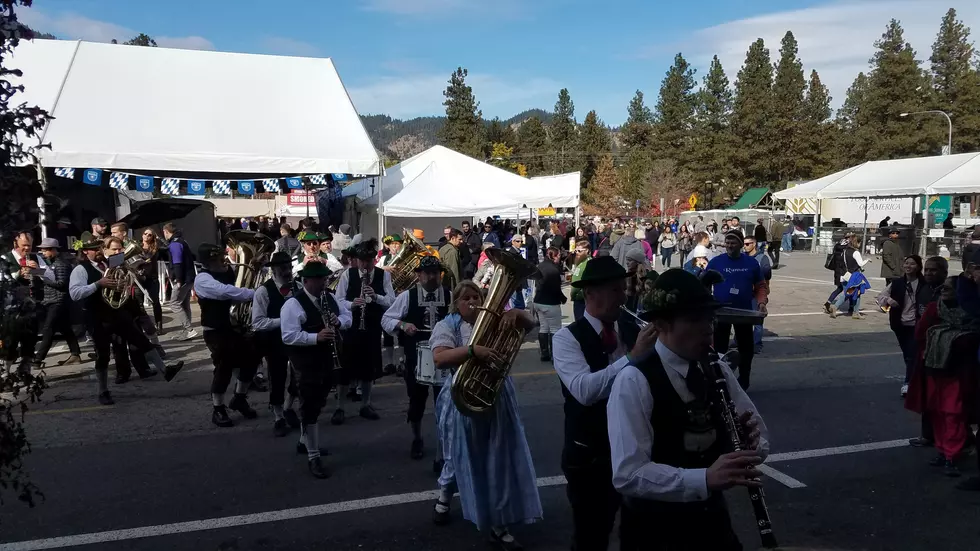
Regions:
[[451, 248, 539, 416], [226, 230, 276, 331], [102, 240, 144, 309], [386, 227, 434, 293]]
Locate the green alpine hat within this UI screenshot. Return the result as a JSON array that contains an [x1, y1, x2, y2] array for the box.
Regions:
[[76, 231, 102, 251], [298, 230, 320, 242], [297, 260, 331, 279]]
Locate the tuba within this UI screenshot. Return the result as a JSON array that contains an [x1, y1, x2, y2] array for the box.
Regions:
[[102, 240, 143, 309], [451, 248, 539, 416], [226, 230, 276, 331], [386, 227, 434, 293]]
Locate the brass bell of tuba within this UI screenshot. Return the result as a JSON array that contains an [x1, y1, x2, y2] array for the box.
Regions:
[[386, 227, 435, 294], [451, 247, 539, 416], [226, 230, 276, 331], [101, 240, 144, 309]]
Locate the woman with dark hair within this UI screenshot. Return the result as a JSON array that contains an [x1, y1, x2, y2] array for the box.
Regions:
[[880, 254, 928, 397], [141, 229, 165, 332]]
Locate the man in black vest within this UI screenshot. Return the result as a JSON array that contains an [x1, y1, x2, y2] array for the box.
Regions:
[[281, 261, 352, 479], [333, 238, 395, 425], [551, 255, 659, 550], [608, 269, 769, 551], [194, 243, 261, 427], [251, 251, 300, 437], [2, 231, 47, 372], [381, 255, 451, 464]]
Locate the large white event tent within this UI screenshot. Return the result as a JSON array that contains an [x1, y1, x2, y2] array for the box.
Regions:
[[347, 146, 579, 240], [11, 39, 382, 230]]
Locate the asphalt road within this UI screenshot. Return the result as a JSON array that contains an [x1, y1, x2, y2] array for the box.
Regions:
[[2, 253, 978, 551]]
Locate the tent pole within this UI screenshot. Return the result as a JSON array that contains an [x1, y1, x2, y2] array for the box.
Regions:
[[35, 161, 48, 239], [305, 180, 310, 222], [378, 175, 385, 240], [919, 195, 929, 257], [862, 196, 869, 257], [811, 198, 821, 253]]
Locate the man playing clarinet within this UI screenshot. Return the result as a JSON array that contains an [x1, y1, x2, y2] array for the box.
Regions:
[[381, 255, 451, 466], [607, 269, 770, 551], [281, 261, 351, 479]]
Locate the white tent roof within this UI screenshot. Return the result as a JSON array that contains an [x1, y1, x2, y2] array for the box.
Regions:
[[773, 165, 862, 200], [527, 172, 581, 208], [382, 160, 527, 217], [11, 39, 381, 176], [926, 153, 980, 195]]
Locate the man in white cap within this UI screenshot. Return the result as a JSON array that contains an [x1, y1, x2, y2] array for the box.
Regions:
[[683, 245, 711, 277], [34, 237, 82, 369]]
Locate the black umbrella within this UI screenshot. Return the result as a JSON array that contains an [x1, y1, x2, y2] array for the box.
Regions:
[[119, 199, 206, 229]]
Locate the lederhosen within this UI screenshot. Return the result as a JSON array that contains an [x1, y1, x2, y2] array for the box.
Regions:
[[2, 251, 41, 363], [620, 353, 741, 551], [198, 268, 259, 394], [286, 291, 338, 424], [256, 279, 296, 407], [400, 284, 450, 424], [340, 266, 386, 384], [561, 319, 622, 551]]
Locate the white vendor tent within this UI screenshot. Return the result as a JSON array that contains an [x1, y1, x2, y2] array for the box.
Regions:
[[926, 153, 980, 195], [11, 38, 382, 176], [773, 166, 861, 200]]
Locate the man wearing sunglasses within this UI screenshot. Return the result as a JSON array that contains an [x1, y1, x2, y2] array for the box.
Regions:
[[743, 236, 772, 354]]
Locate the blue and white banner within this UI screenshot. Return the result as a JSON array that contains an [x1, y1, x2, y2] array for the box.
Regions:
[[262, 178, 280, 193], [82, 169, 102, 186], [212, 180, 231, 195], [237, 180, 255, 195], [309, 174, 327, 187], [332, 173, 347, 182], [161, 178, 180, 195], [109, 172, 129, 190], [187, 180, 207, 195], [285, 177, 303, 189], [135, 176, 154, 192], [54, 167, 75, 179]]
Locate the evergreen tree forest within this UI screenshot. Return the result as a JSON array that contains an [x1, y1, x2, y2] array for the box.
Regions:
[[433, 10, 980, 215]]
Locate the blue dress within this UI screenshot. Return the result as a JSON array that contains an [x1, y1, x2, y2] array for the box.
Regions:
[[430, 314, 543, 532]]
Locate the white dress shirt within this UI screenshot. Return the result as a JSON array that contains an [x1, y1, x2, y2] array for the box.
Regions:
[[281, 287, 353, 346], [251, 277, 292, 333], [8, 249, 53, 283], [607, 339, 770, 503], [68, 262, 99, 301], [194, 271, 255, 302], [335, 267, 396, 311], [380, 285, 451, 336], [552, 311, 631, 406]]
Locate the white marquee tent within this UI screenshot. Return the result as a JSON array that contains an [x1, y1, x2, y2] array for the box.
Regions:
[[11, 39, 382, 176]]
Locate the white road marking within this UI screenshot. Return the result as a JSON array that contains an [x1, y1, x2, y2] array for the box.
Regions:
[[0, 439, 915, 549], [757, 464, 807, 488], [767, 438, 910, 463], [772, 274, 881, 293]]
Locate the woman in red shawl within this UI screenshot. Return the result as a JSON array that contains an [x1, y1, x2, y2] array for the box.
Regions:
[[906, 275, 979, 476]]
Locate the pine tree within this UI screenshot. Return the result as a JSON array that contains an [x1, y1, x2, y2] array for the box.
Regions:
[[582, 153, 618, 214], [484, 117, 516, 159], [861, 20, 938, 159], [692, 55, 736, 206], [651, 53, 697, 169], [515, 116, 548, 176], [770, 31, 807, 186], [124, 33, 157, 47], [439, 67, 484, 159], [835, 72, 870, 166], [578, 110, 611, 190], [619, 90, 654, 204], [732, 38, 775, 188], [800, 70, 835, 178], [621, 90, 654, 151], [549, 88, 576, 173], [930, 8, 980, 154]]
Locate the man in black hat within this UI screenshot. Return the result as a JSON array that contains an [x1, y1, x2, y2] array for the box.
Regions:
[[90, 217, 108, 240], [333, 238, 395, 424], [608, 269, 769, 551], [551, 255, 660, 551], [194, 243, 261, 427], [251, 251, 300, 437], [382, 255, 452, 464], [34, 237, 82, 369], [281, 261, 351, 479]]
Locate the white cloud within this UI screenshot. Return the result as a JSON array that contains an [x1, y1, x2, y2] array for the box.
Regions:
[[17, 8, 214, 50], [348, 72, 561, 119], [682, 0, 980, 106], [258, 36, 321, 57]]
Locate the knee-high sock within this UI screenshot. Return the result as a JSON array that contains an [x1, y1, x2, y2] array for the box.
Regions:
[[298, 423, 307, 447], [286, 394, 296, 409], [212, 392, 225, 407], [234, 379, 249, 395], [272, 405, 284, 421], [304, 424, 320, 460], [361, 380, 373, 405], [95, 368, 109, 394], [144, 348, 166, 371]]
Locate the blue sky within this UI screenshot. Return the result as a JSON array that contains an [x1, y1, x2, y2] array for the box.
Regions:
[[18, 0, 980, 125]]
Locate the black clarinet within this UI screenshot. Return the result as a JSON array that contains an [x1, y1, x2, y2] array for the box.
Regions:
[[703, 351, 778, 549], [319, 289, 343, 372]]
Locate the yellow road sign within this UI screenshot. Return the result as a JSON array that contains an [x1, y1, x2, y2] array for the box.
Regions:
[[689, 194, 698, 208]]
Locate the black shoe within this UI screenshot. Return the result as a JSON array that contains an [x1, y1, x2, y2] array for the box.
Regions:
[[411, 438, 424, 460], [164, 361, 184, 382], [383, 363, 397, 376], [229, 393, 258, 419], [250, 373, 268, 392], [98, 391, 114, 405], [140, 368, 159, 379], [283, 408, 301, 429], [359, 405, 380, 420], [212, 406, 233, 427], [943, 459, 961, 477], [273, 418, 290, 437], [432, 500, 451, 525], [296, 442, 330, 456], [331, 408, 345, 425], [114, 373, 131, 385], [956, 476, 980, 491], [308, 457, 331, 479], [909, 437, 934, 448], [433, 458, 445, 474], [822, 301, 831, 314], [928, 453, 945, 466], [87, 352, 98, 361], [489, 528, 523, 551]]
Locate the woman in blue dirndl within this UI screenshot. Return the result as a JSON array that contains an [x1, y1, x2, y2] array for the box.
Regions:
[[429, 280, 542, 550]]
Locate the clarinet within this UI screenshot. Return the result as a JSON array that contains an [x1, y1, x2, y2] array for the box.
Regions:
[[357, 269, 370, 331], [319, 291, 343, 372], [703, 351, 778, 549]]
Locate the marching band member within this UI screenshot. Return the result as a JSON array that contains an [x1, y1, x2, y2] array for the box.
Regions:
[[333, 238, 395, 424], [381, 255, 451, 463], [551, 256, 653, 550], [291, 230, 324, 275], [317, 231, 345, 273], [69, 236, 182, 405], [194, 243, 261, 427], [251, 251, 299, 437], [429, 280, 541, 549], [281, 261, 352, 479], [608, 269, 769, 551]]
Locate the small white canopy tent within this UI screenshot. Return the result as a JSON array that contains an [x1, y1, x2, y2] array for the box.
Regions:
[[926, 153, 980, 195], [812, 153, 978, 199], [773, 165, 862, 200]]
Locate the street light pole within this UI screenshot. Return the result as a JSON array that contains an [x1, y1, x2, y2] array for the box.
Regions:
[[900, 110, 953, 256]]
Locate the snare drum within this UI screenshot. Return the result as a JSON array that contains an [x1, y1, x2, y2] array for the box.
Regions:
[[415, 341, 449, 386]]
